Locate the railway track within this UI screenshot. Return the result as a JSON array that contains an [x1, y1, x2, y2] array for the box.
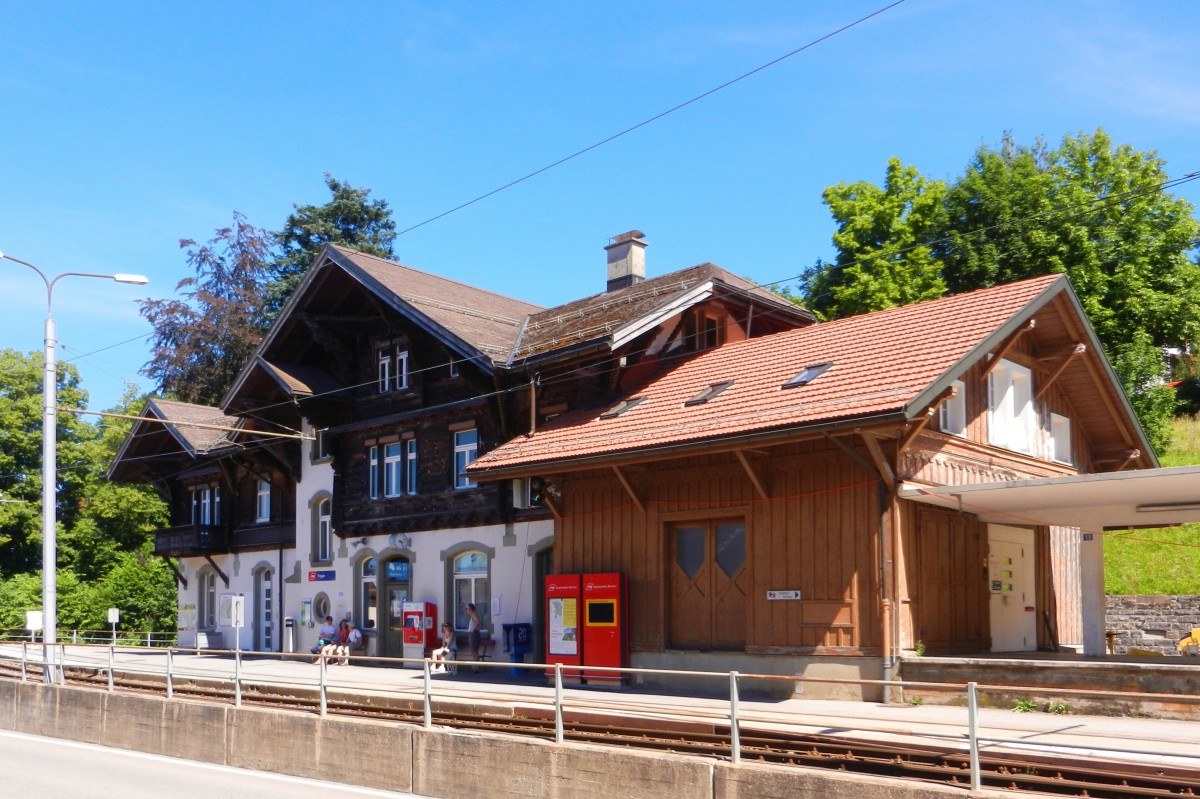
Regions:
[[5, 660, 1198, 797]]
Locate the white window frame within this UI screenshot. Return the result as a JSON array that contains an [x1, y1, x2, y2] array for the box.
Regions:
[[452, 550, 489, 632], [377, 348, 392, 393], [190, 485, 220, 526], [395, 347, 409, 391], [313, 428, 329, 461], [988, 359, 1034, 454], [199, 570, 217, 630], [405, 438, 418, 495], [939, 380, 967, 437], [256, 478, 271, 523], [368, 445, 380, 500], [316, 499, 332, 562], [454, 429, 478, 490], [383, 442, 403, 498], [359, 558, 378, 633], [1051, 413, 1073, 464]]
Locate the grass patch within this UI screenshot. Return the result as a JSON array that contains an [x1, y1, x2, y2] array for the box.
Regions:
[[1105, 416, 1200, 595]]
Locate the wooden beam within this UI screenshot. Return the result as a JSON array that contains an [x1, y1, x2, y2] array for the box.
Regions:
[[542, 494, 562, 521], [612, 466, 645, 513], [163, 556, 187, 589], [982, 319, 1036, 378], [203, 555, 230, 588], [897, 383, 955, 455], [735, 450, 770, 500], [1034, 343, 1086, 401], [860, 433, 896, 492]]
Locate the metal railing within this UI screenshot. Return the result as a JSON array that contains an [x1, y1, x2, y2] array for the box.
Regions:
[[0, 628, 178, 647], [3, 643, 1199, 793]]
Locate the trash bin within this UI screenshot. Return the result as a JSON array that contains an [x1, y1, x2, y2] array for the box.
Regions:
[[283, 617, 295, 654], [502, 622, 533, 677]]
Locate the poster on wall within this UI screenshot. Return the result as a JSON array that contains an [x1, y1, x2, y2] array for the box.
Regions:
[[178, 603, 197, 632], [548, 597, 578, 656]]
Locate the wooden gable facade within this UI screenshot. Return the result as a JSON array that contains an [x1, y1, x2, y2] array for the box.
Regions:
[[470, 275, 1154, 695]]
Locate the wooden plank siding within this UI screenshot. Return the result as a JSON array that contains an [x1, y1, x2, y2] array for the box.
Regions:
[[899, 502, 989, 655], [553, 438, 883, 656]]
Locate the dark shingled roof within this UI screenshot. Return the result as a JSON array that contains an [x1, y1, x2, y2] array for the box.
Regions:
[[331, 246, 545, 364], [144, 398, 238, 455], [512, 263, 812, 362]]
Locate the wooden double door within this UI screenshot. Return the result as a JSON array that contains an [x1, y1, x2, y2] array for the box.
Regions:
[[669, 518, 748, 650]]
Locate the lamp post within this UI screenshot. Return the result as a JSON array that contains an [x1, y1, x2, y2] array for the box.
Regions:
[[0, 251, 148, 683]]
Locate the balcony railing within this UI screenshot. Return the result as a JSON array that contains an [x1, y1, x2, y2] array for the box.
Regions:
[[231, 520, 296, 549], [153, 523, 230, 556]]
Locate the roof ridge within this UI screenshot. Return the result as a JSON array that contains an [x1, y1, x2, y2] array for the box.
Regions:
[[331, 244, 545, 312]]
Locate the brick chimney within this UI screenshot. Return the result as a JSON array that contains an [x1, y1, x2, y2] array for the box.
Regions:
[[604, 230, 647, 292]]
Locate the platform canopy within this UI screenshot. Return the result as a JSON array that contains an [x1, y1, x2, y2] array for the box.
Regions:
[[899, 465, 1200, 533]]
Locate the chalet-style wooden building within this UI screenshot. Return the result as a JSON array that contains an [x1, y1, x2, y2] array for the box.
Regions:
[[109, 232, 813, 657], [469, 274, 1159, 697]]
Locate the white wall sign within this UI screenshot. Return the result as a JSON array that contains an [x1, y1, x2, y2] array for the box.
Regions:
[[766, 590, 802, 601], [25, 610, 43, 631]]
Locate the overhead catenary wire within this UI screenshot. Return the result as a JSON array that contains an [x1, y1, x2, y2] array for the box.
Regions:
[[393, 0, 911, 237]]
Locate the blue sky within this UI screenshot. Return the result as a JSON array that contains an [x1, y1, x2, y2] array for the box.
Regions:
[[2, 1, 1198, 412]]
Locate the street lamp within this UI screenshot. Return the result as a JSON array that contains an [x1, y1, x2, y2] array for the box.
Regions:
[[0, 251, 148, 683]]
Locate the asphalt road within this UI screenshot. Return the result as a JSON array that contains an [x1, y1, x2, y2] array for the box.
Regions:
[[0, 730, 425, 799]]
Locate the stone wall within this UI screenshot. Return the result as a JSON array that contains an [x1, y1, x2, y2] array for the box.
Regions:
[[1106, 595, 1200, 654], [0, 680, 968, 799]]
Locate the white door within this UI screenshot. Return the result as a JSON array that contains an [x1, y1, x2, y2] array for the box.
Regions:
[[988, 525, 1036, 652]]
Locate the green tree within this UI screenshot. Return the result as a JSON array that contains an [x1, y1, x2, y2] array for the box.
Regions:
[[800, 158, 948, 319], [0, 349, 98, 576], [266, 173, 396, 318], [800, 130, 1200, 454], [139, 212, 273, 406], [93, 552, 177, 634]]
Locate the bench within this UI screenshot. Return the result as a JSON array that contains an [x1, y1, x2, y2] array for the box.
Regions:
[[195, 631, 224, 651]]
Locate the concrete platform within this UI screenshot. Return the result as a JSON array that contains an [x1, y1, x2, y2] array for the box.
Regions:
[[5, 643, 1200, 771]]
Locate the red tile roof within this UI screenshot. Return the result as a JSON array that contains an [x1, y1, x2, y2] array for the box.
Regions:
[[471, 274, 1066, 473]]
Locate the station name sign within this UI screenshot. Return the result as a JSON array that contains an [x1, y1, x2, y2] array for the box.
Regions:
[[766, 590, 802, 601], [308, 570, 336, 582]]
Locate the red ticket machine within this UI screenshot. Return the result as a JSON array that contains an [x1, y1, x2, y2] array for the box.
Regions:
[[545, 574, 582, 682], [582, 572, 627, 685], [401, 601, 436, 667]]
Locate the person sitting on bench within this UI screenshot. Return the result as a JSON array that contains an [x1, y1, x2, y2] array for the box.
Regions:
[[431, 622, 457, 674]]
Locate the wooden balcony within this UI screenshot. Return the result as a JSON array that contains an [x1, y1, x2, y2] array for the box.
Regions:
[[153, 523, 231, 557], [231, 520, 296, 550]]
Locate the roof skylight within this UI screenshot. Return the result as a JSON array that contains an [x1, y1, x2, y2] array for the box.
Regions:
[[599, 396, 646, 420], [684, 380, 734, 407], [782, 362, 832, 390]]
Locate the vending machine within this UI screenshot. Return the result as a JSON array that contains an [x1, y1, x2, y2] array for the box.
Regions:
[[401, 601, 436, 667], [544, 574, 582, 682], [581, 572, 628, 685]]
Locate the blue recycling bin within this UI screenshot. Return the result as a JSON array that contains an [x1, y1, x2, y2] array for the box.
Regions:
[[502, 622, 533, 676]]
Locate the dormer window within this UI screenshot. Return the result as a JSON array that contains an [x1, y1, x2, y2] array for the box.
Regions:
[[782, 362, 832, 389], [684, 311, 724, 352], [685, 381, 734, 407], [599, 396, 646, 420]]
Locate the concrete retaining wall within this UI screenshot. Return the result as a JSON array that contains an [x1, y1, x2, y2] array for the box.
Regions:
[[1106, 595, 1200, 654], [0, 679, 981, 799]]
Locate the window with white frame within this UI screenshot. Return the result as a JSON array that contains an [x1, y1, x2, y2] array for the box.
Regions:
[[395, 347, 409, 390], [383, 442, 403, 497], [454, 429, 478, 489], [312, 428, 329, 462], [453, 550, 490, 631], [988, 359, 1034, 454], [359, 558, 378, 631], [377, 348, 392, 393], [368, 445, 380, 499], [190, 484, 220, 525], [199, 570, 217, 629], [405, 438, 418, 495], [1050, 413, 1073, 464], [376, 342, 410, 393], [939, 380, 967, 437], [316, 499, 332, 562], [256, 479, 272, 523]]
